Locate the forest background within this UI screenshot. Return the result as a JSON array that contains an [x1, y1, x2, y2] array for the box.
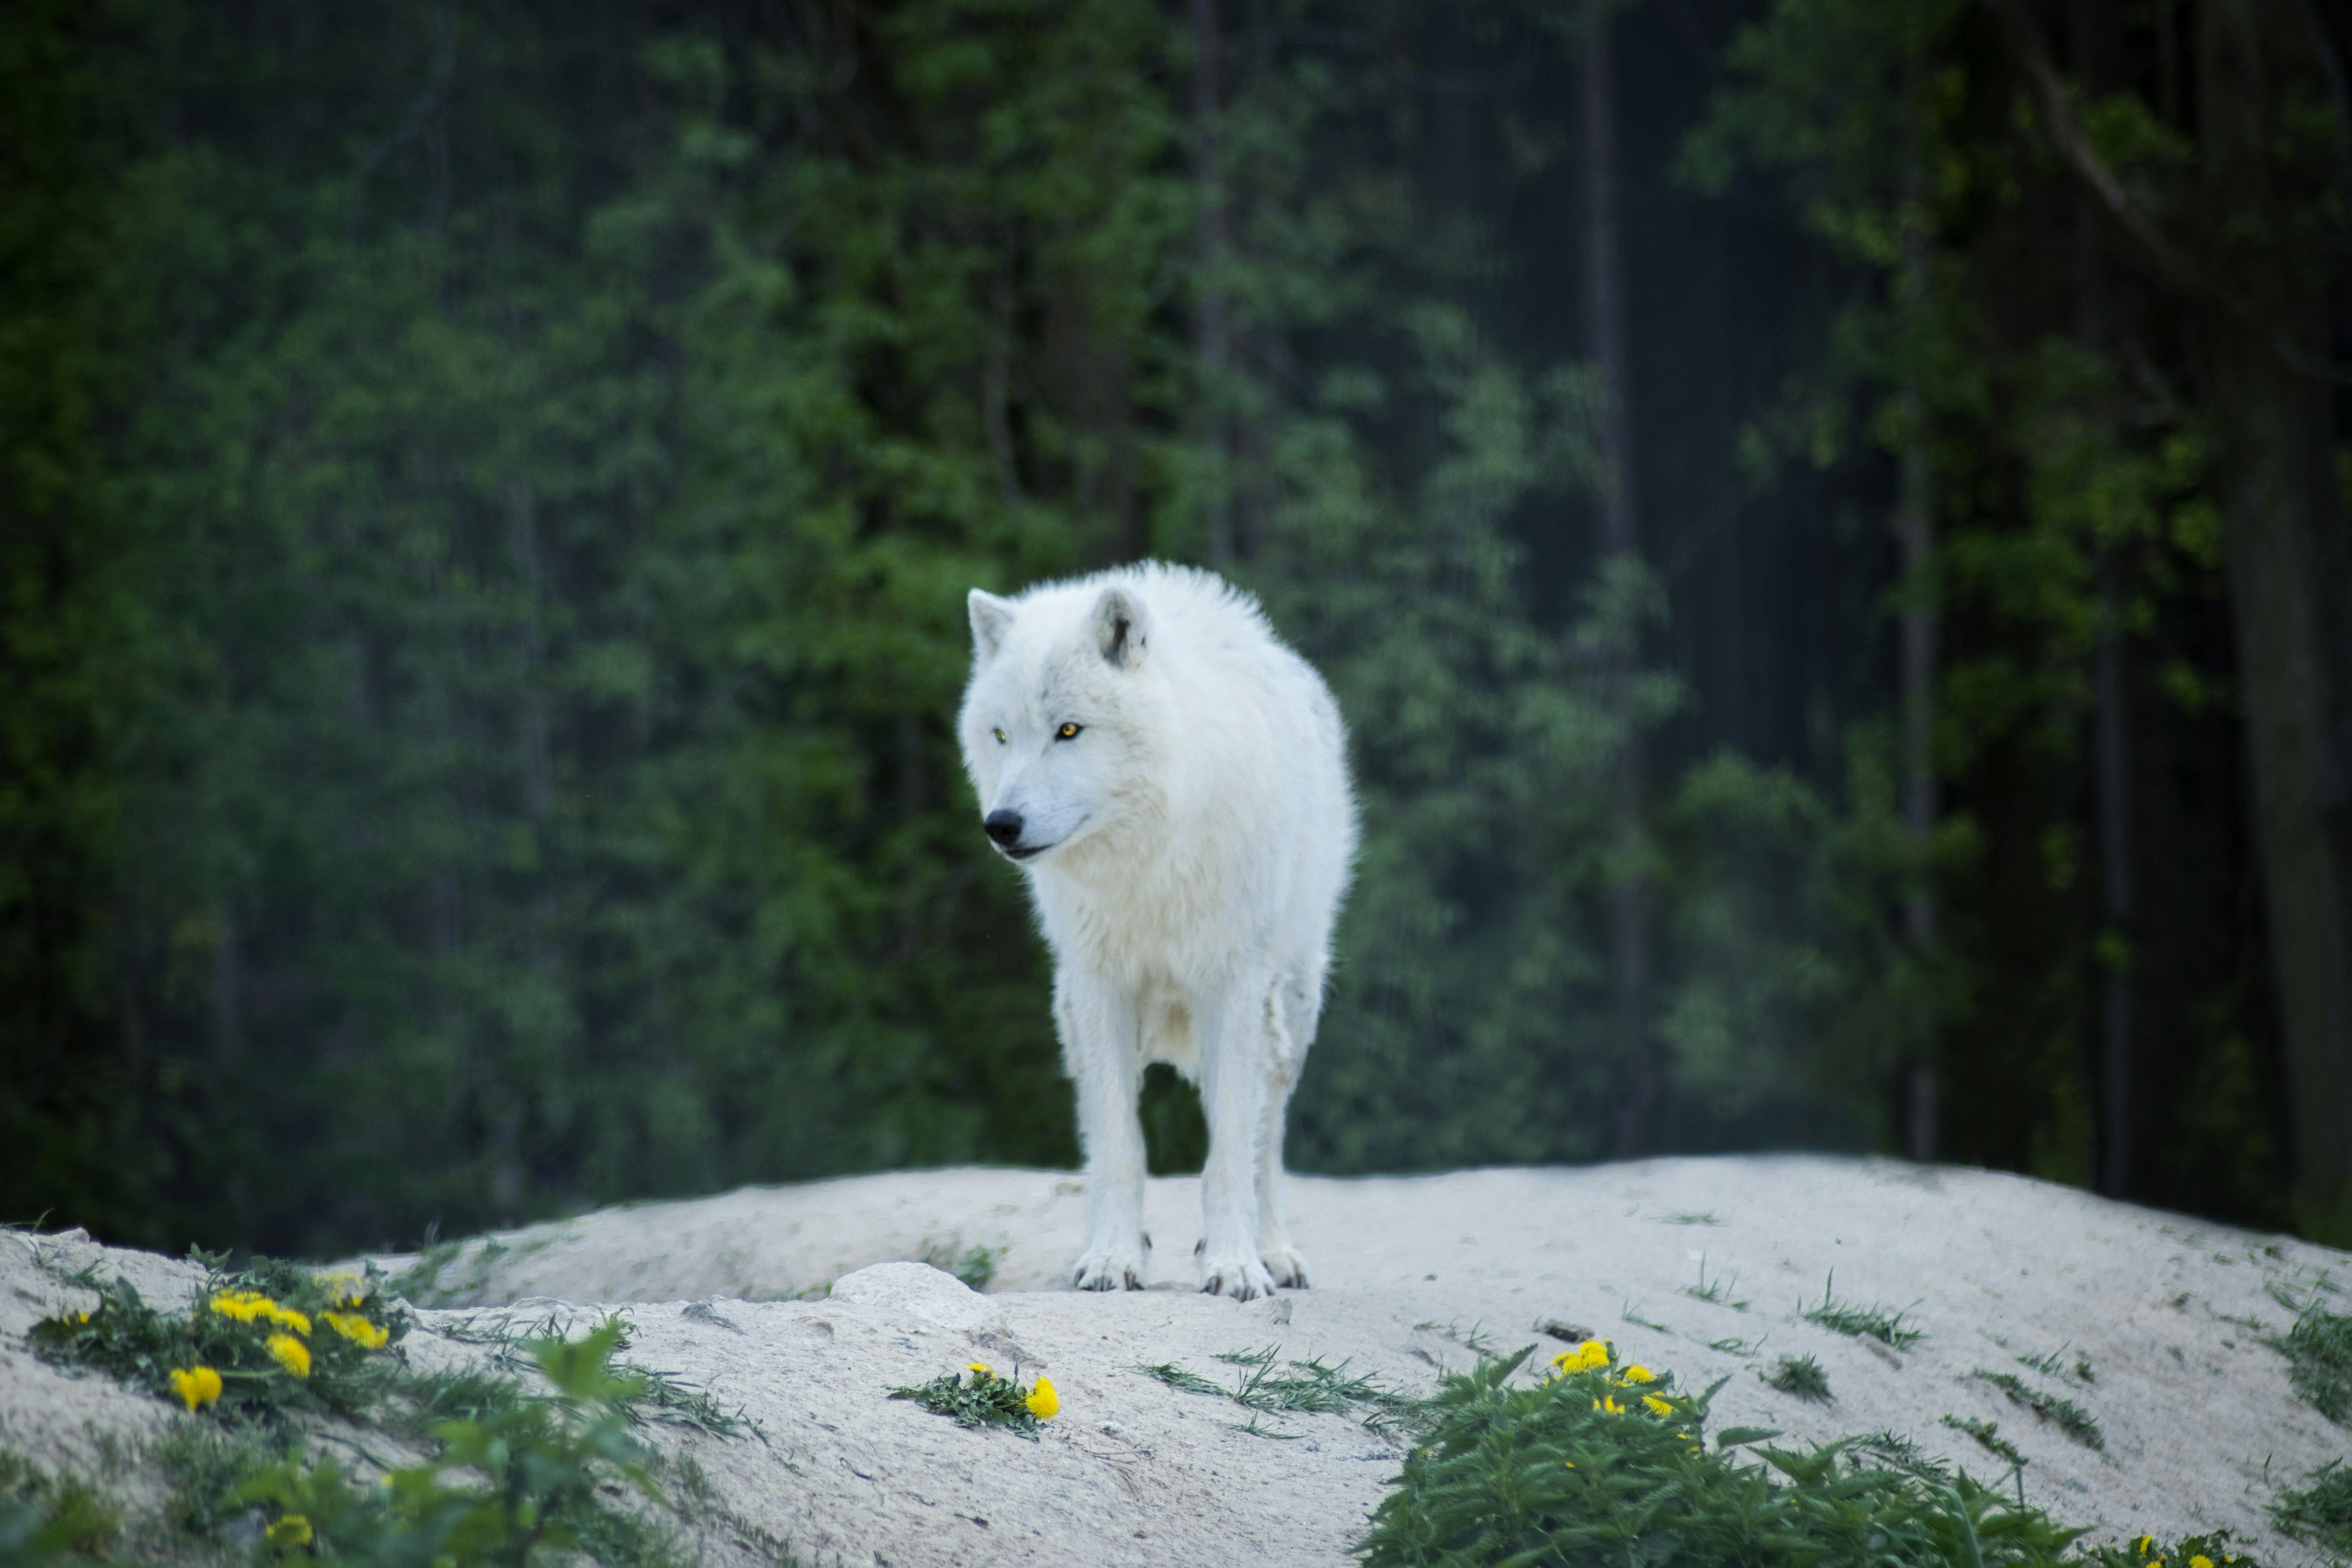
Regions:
[[6, 0, 2350, 1259]]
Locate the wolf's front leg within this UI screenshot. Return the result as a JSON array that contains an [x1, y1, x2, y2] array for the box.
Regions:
[[1196, 981, 1278, 1301], [1059, 970, 1149, 1291]]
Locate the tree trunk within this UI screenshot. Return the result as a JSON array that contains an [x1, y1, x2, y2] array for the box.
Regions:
[[2075, 0, 2131, 1201], [2197, 4, 2352, 1229], [1895, 113, 1939, 1165], [1585, 13, 1651, 1158]]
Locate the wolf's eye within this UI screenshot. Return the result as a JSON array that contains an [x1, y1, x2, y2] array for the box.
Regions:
[[992, 728, 1006, 744], [1056, 722, 1083, 740]]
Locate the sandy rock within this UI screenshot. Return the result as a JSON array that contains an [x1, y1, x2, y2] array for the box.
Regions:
[[2, 1156, 2345, 1566]]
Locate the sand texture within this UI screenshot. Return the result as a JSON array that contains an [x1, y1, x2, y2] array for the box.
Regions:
[[5, 1156, 2347, 1566]]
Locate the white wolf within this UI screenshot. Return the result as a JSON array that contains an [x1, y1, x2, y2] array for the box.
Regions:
[[958, 563, 1356, 1300]]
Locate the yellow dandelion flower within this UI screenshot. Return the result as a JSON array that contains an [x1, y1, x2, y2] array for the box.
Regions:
[[2136, 1540, 2154, 1559], [321, 1311, 388, 1349], [264, 1305, 311, 1336], [267, 1333, 311, 1379], [168, 1366, 223, 1411], [1642, 1394, 1674, 1417], [1563, 1459, 1575, 1469], [2189, 1556, 2213, 1568], [1025, 1377, 1058, 1419], [315, 1272, 366, 1307], [1591, 1395, 1624, 1415], [1622, 1365, 1655, 1385], [966, 1363, 993, 1381], [209, 1291, 273, 1324], [1550, 1340, 1611, 1374], [265, 1514, 313, 1549]]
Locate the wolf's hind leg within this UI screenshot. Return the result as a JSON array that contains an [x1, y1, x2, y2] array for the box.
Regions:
[[1060, 972, 1149, 1291], [1196, 978, 1278, 1301], [1257, 982, 1311, 1289]]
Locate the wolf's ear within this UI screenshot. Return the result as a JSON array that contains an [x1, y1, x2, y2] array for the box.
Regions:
[[1090, 585, 1149, 670], [968, 589, 1016, 662]]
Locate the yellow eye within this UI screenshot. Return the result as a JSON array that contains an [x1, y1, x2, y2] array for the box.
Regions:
[[991, 728, 1006, 744], [1056, 722, 1082, 740]]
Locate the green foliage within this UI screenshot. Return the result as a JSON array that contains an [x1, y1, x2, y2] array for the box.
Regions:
[[1763, 1354, 1832, 1403], [1971, 1371, 2102, 1451], [2270, 1302, 2352, 1425], [1799, 1272, 1924, 1348], [1138, 1345, 1413, 1437], [0, 1454, 117, 1566], [2271, 1459, 2352, 1557], [1940, 1414, 2025, 1469], [1357, 1347, 2099, 1568], [225, 1323, 680, 1567], [29, 1258, 403, 1421], [917, 1238, 1002, 1292], [887, 1366, 1047, 1440]]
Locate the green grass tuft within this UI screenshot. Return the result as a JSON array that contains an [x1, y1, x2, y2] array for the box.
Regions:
[[1764, 1353, 1832, 1403], [1140, 1345, 1413, 1438], [1940, 1413, 2025, 1468], [1681, 1254, 1748, 1311], [917, 1237, 1003, 1292], [1799, 1270, 1924, 1348], [2270, 1302, 2352, 1424], [2272, 1457, 2352, 1554], [1972, 1370, 2103, 1450]]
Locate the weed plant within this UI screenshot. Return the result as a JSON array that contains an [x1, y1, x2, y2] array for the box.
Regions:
[[1799, 1272, 1924, 1348], [0, 1453, 117, 1562], [916, 1238, 1003, 1291], [228, 1323, 682, 1566], [1940, 1414, 2027, 1468], [2271, 1458, 2352, 1555], [1972, 1370, 2103, 1450], [1363, 1347, 2082, 1568], [1139, 1345, 1414, 1437], [30, 1254, 404, 1421], [889, 1363, 1053, 1439], [1763, 1354, 1831, 1403], [2270, 1303, 2352, 1424], [26, 1255, 742, 1566]]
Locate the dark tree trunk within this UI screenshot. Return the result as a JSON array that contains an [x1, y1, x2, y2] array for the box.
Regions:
[[2075, 0, 2132, 1200], [1895, 100, 1938, 1164], [1586, 13, 1651, 1158], [2196, 2, 2352, 1226]]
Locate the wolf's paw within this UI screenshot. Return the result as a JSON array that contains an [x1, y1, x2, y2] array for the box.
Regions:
[[1071, 1248, 1146, 1292], [1200, 1252, 1279, 1301], [1261, 1246, 1313, 1289]]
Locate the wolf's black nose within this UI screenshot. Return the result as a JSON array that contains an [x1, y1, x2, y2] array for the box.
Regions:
[[984, 810, 1024, 848]]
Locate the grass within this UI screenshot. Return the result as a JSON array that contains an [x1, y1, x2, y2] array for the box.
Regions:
[[0, 1452, 119, 1562], [1356, 1345, 2261, 1568], [1680, 1254, 1748, 1311], [916, 1236, 1004, 1292], [1800, 1270, 1924, 1348], [1138, 1344, 1414, 1437], [2270, 1301, 2352, 1424], [1940, 1413, 2026, 1468], [2272, 1457, 2352, 1555], [1763, 1353, 1832, 1403], [1971, 1370, 2103, 1450]]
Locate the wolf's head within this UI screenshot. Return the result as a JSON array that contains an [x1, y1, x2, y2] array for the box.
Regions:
[[956, 579, 1168, 869]]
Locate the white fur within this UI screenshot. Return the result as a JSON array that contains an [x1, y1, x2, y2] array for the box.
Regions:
[[958, 563, 1356, 1300]]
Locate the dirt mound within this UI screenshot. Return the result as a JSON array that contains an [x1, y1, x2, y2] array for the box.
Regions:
[[5, 1156, 2346, 1566]]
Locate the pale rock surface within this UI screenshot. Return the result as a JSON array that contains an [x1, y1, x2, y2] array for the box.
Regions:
[[3, 1157, 2346, 1566]]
